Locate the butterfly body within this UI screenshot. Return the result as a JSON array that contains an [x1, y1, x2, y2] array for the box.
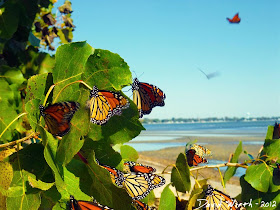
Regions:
[[69, 195, 113, 210], [186, 149, 208, 166], [39, 102, 79, 137], [132, 78, 165, 118], [88, 86, 129, 125], [227, 13, 241, 24]]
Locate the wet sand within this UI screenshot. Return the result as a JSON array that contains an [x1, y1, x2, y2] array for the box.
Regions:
[[134, 135, 264, 200]]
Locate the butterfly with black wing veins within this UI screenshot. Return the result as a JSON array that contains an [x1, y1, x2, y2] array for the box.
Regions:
[[227, 13, 241, 24], [132, 78, 166, 118], [69, 195, 113, 210], [87, 86, 129, 125], [39, 101, 80, 137]]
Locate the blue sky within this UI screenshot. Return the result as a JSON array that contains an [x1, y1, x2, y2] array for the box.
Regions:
[[59, 0, 280, 119]]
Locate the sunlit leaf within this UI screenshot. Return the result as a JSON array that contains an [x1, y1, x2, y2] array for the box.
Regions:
[[158, 184, 176, 210], [120, 145, 139, 162], [171, 153, 191, 193], [224, 141, 242, 185]]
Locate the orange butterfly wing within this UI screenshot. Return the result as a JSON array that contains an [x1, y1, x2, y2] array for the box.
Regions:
[[227, 13, 240, 23], [70, 196, 113, 210], [186, 149, 207, 166], [39, 102, 79, 137], [124, 161, 156, 173]]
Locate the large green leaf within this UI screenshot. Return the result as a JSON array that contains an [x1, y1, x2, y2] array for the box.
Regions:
[[171, 153, 191, 193], [86, 151, 132, 210], [120, 145, 139, 162], [52, 41, 94, 102], [0, 100, 18, 142], [158, 184, 176, 210], [25, 99, 41, 133], [241, 175, 280, 209], [244, 163, 274, 192], [83, 49, 132, 90], [260, 139, 280, 161], [224, 141, 243, 185], [0, 1, 19, 39], [88, 99, 144, 145], [0, 78, 14, 103]]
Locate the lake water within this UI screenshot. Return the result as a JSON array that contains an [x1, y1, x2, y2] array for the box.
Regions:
[[126, 120, 274, 151]]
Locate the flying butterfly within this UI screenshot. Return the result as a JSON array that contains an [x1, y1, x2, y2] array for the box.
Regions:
[[186, 149, 208, 167], [227, 13, 241, 24], [124, 161, 156, 174], [273, 122, 280, 139], [69, 195, 113, 210], [87, 86, 129, 125], [132, 200, 156, 210], [203, 185, 245, 210], [189, 144, 212, 158], [132, 78, 165, 118], [39, 102, 79, 137]]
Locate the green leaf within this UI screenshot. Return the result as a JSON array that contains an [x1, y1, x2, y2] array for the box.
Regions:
[[56, 88, 89, 165], [25, 73, 52, 103], [266, 125, 274, 140], [27, 176, 54, 191], [240, 175, 280, 209], [0, 100, 18, 142], [52, 41, 94, 102], [158, 184, 176, 210], [120, 145, 139, 162], [140, 190, 155, 206], [28, 32, 40, 47], [0, 78, 14, 104], [0, 2, 19, 39], [83, 49, 132, 90], [86, 151, 132, 210], [224, 141, 243, 185], [97, 99, 144, 145], [260, 139, 280, 161], [6, 193, 41, 210], [171, 153, 191, 193], [244, 163, 273, 192], [2, 67, 25, 86], [187, 188, 204, 210], [25, 99, 41, 132]]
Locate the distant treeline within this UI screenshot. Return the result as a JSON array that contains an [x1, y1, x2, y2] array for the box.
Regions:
[[141, 116, 280, 124]]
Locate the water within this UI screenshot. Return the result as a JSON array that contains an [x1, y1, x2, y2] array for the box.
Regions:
[[126, 120, 274, 151]]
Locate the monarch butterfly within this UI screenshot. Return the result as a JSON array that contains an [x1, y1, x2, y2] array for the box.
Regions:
[[122, 172, 165, 200], [98, 163, 165, 200], [69, 195, 113, 210], [39, 102, 80, 137], [98, 164, 125, 187], [273, 122, 280, 139], [227, 13, 241, 24], [186, 149, 208, 167], [124, 161, 156, 173], [204, 185, 245, 210], [88, 86, 129, 125], [132, 200, 156, 210], [189, 144, 212, 158], [132, 78, 165, 118]]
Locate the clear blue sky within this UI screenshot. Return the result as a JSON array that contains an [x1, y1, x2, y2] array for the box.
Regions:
[[59, 0, 280, 119]]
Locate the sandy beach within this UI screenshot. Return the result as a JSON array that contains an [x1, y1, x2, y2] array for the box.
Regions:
[[132, 134, 265, 203]]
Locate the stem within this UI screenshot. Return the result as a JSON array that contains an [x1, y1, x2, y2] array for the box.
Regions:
[[161, 164, 175, 174], [43, 84, 56, 106], [190, 172, 201, 188], [218, 167, 225, 190], [0, 113, 27, 140], [0, 132, 40, 149], [53, 80, 92, 103]]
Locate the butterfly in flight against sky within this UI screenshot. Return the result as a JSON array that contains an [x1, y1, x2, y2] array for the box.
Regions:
[[87, 86, 129, 125], [39, 102, 79, 137], [132, 78, 166, 118], [227, 13, 241, 24], [69, 195, 113, 210], [197, 68, 220, 80]]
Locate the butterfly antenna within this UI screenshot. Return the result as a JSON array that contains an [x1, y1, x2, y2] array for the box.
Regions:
[[138, 72, 144, 79]]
